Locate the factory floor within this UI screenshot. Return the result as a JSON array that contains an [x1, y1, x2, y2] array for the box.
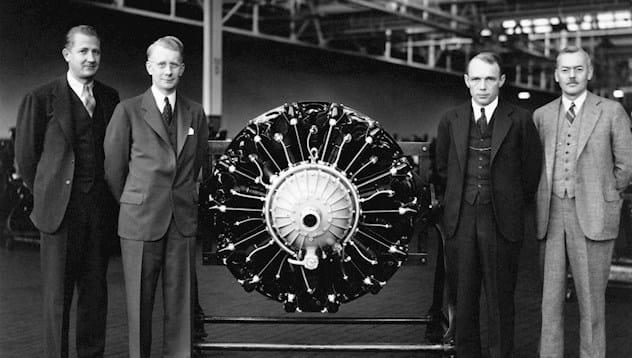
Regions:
[[1, 230, 631, 358]]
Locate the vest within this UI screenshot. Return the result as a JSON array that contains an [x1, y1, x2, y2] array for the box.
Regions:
[[552, 103, 581, 198], [463, 113, 494, 205], [70, 86, 106, 193]]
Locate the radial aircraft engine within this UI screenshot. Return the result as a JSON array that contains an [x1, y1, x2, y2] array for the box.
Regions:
[[206, 102, 422, 312]]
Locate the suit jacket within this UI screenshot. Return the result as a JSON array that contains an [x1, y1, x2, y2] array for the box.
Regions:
[[436, 99, 542, 241], [104, 89, 209, 241], [534, 91, 632, 240], [14, 76, 120, 233]]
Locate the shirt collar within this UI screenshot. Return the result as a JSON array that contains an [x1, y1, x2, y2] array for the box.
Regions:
[[471, 96, 498, 123], [66, 72, 93, 98], [562, 91, 587, 113], [150, 85, 176, 113]]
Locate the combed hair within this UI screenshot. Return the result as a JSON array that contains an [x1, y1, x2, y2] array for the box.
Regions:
[[465, 51, 504, 75], [557, 46, 592, 67], [65, 25, 99, 49], [468, 51, 504, 74], [147, 36, 185, 61]]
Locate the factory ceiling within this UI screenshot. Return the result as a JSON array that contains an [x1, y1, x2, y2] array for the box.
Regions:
[[74, 0, 632, 96]]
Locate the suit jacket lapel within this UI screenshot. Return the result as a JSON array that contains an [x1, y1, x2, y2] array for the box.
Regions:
[[92, 81, 109, 124], [490, 101, 513, 163], [576, 92, 600, 158], [52, 77, 74, 147], [141, 89, 171, 145], [453, 104, 470, 173], [175, 95, 193, 158], [543, 99, 561, 186]]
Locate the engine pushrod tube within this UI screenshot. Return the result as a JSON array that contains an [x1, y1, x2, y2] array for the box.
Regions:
[[192, 342, 455, 353], [202, 316, 432, 324]]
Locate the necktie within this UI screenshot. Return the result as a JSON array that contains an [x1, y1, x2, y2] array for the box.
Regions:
[[82, 84, 95, 117], [566, 102, 576, 124], [477, 107, 488, 135], [163, 97, 173, 126]]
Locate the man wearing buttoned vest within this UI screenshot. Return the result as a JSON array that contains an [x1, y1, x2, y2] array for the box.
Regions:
[[534, 46, 632, 358], [104, 36, 208, 358], [14, 25, 120, 358], [436, 52, 542, 358]]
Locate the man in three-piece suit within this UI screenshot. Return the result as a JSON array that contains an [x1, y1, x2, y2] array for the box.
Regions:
[[535, 46, 632, 358], [104, 36, 208, 358], [14, 25, 120, 358], [436, 52, 542, 358]]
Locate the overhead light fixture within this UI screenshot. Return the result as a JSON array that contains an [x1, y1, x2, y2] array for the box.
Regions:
[[599, 21, 614, 29], [615, 19, 632, 27], [597, 12, 613, 21], [503, 20, 517, 28], [534, 25, 552, 33], [550, 17, 561, 25], [533, 18, 549, 26], [518, 91, 531, 100], [613, 89, 624, 98], [498, 34, 508, 42], [480, 28, 492, 37]]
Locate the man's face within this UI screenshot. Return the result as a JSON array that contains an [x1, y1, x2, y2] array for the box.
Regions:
[[62, 33, 101, 82], [464, 58, 505, 107], [146, 45, 185, 95], [555, 51, 593, 99]]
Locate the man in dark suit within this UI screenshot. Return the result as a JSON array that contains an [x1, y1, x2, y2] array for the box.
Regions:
[[104, 36, 209, 358], [435, 52, 542, 358], [14, 25, 120, 358]]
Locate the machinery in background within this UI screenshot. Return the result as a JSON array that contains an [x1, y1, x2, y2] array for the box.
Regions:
[[0, 135, 38, 249]]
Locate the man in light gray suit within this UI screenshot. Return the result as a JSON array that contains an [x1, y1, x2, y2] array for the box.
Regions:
[[534, 46, 632, 358], [104, 36, 208, 358]]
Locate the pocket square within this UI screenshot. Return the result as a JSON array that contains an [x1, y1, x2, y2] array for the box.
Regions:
[[188, 127, 195, 135]]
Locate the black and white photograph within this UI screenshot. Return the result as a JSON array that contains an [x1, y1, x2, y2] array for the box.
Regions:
[[1, 1, 631, 357]]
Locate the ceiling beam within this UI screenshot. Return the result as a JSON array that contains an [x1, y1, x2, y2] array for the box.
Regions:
[[528, 27, 632, 41], [345, 0, 478, 38], [484, 1, 630, 22]]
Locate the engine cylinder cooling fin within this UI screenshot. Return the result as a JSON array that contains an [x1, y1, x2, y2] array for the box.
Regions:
[[206, 102, 421, 312]]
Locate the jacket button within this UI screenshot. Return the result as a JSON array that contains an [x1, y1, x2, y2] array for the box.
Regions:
[[65, 180, 71, 185]]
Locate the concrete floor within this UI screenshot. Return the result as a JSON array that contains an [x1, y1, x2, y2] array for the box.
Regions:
[[1, 232, 631, 357]]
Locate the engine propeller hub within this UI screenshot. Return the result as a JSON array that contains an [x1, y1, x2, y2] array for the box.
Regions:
[[265, 163, 360, 269]]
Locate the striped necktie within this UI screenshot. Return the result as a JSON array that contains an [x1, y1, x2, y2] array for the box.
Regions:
[[566, 102, 576, 124], [82, 84, 95, 117]]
